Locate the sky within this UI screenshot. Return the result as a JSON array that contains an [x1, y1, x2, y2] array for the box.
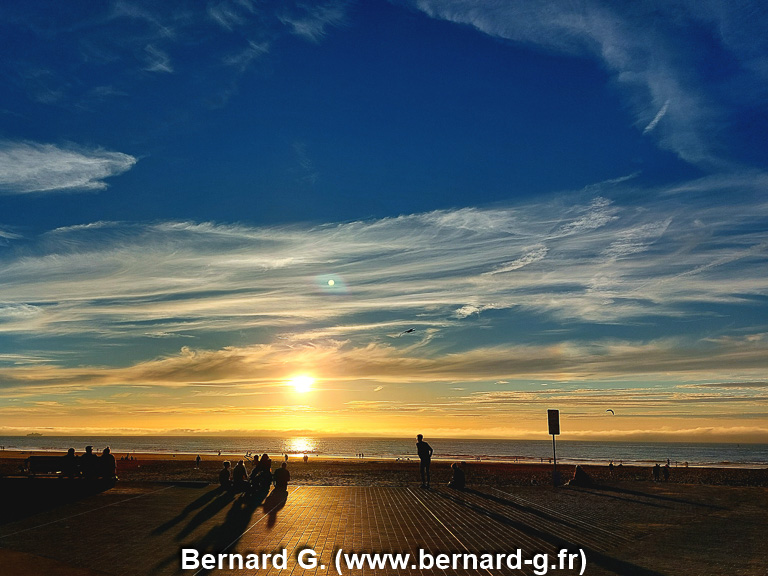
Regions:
[[0, 0, 767, 442]]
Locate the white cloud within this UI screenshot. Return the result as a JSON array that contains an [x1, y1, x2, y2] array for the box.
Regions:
[[486, 246, 548, 275], [144, 45, 173, 73], [279, 2, 348, 43], [643, 99, 670, 134], [410, 0, 762, 166], [0, 172, 765, 346], [0, 141, 137, 194], [224, 40, 270, 72]]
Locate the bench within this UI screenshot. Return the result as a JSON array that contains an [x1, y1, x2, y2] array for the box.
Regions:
[[26, 455, 76, 477]]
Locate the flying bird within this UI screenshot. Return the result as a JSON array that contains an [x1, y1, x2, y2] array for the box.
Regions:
[[606, 409, 615, 415], [398, 328, 416, 337]]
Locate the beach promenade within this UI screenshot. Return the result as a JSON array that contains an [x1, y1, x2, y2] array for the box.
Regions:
[[0, 478, 765, 576]]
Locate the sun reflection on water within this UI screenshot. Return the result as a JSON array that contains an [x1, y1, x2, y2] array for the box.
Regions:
[[285, 437, 316, 454]]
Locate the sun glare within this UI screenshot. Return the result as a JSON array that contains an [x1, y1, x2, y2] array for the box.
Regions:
[[290, 375, 314, 393]]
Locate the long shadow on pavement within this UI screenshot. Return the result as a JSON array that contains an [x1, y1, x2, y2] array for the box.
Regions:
[[153, 486, 271, 575], [433, 488, 667, 576], [571, 484, 724, 509], [152, 486, 222, 535]]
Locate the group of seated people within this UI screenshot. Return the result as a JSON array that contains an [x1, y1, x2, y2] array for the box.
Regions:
[[62, 445, 117, 480], [218, 453, 290, 495], [218, 454, 464, 493]]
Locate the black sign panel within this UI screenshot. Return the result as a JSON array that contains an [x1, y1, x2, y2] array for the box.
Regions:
[[547, 409, 560, 435]]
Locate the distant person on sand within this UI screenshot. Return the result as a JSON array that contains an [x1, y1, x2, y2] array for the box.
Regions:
[[448, 462, 465, 490], [232, 459, 249, 492], [274, 462, 290, 490], [303, 454, 308, 463], [653, 463, 661, 481], [80, 445, 99, 480], [219, 461, 233, 492], [416, 434, 433, 489], [195, 455, 201, 468], [663, 463, 670, 481], [101, 447, 116, 480]]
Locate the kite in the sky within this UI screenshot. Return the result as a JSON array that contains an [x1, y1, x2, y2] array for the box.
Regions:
[[606, 409, 615, 415], [398, 328, 416, 337]]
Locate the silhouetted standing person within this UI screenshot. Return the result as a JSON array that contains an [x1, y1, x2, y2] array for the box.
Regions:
[[195, 454, 201, 468], [663, 463, 670, 481], [653, 463, 661, 481], [416, 434, 433, 489]]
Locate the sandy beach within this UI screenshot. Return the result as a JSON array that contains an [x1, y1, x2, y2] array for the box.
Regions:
[[2, 449, 766, 487]]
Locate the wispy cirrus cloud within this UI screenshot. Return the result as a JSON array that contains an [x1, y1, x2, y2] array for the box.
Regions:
[[0, 173, 766, 339], [0, 141, 137, 194], [643, 99, 670, 134], [143, 45, 173, 73], [409, 0, 767, 167], [278, 1, 349, 43]]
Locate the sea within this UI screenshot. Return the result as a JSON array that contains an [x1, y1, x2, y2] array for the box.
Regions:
[[1, 436, 766, 468]]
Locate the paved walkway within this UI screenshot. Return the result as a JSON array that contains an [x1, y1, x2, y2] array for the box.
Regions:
[[0, 482, 764, 576]]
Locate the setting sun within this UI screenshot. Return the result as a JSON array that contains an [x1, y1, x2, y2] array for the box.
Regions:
[[289, 375, 314, 394]]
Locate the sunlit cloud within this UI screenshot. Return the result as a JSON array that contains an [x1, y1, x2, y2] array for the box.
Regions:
[[3, 333, 768, 393], [1, 172, 767, 436], [0, 141, 137, 194]]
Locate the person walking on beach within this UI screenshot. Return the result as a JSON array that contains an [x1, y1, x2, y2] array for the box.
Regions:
[[195, 454, 201, 468], [416, 434, 433, 489]]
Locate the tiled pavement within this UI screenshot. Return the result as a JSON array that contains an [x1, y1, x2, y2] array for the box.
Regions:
[[0, 482, 764, 576]]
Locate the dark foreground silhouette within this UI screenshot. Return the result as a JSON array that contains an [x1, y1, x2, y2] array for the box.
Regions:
[[0, 477, 116, 524]]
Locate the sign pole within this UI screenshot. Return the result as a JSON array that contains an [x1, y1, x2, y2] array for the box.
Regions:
[[547, 409, 560, 487], [552, 433, 558, 486]]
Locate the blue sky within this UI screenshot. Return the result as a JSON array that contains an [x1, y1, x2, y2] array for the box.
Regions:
[[0, 1, 766, 440]]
